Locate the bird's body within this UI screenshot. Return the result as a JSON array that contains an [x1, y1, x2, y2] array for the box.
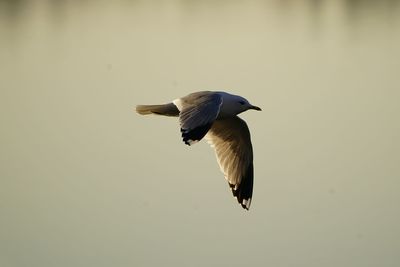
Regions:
[[136, 91, 261, 210]]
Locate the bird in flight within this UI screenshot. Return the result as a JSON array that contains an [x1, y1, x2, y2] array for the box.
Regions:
[[136, 91, 261, 210]]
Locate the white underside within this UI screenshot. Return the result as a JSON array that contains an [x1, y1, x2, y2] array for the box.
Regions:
[[172, 98, 183, 111]]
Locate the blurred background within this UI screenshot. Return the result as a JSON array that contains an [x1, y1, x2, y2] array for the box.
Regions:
[[1, 0, 399, 266]]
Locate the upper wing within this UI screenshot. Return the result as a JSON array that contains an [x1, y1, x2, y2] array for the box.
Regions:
[[175, 92, 223, 145], [205, 116, 254, 210]]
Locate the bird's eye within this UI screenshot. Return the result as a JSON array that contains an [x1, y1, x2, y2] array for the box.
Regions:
[[239, 101, 246, 105]]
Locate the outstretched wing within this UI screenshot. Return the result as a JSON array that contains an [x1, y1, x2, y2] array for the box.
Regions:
[[205, 116, 254, 210], [174, 92, 223, 145]]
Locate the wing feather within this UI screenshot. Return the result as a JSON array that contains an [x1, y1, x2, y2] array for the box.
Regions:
[[176, 92, 223, 145], [205, 116, 254, 210]]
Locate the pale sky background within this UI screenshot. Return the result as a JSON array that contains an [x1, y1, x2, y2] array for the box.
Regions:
[[1, 0, 399, 266]]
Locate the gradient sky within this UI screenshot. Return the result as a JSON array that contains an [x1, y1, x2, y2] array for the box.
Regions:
[[1, 1, 399, 266]]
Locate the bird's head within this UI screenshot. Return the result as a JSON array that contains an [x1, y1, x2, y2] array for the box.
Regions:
[[230, 95, 262, 115], [217, 92, 262, 116], [237, 97, 262, 112]]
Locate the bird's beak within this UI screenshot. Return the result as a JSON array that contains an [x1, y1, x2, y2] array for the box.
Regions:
[[249, 105, 262, 111]]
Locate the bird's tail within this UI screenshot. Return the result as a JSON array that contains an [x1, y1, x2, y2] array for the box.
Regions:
[[135, 103, 179, 117]]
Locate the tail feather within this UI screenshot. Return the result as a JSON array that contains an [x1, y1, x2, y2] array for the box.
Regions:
[[136, 103, 179, 117]]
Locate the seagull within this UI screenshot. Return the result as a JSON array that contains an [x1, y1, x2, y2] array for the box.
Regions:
[[136, 91, 261, 210]]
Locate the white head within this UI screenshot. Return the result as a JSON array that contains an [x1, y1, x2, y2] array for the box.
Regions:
[[218, 92, 262, 116]]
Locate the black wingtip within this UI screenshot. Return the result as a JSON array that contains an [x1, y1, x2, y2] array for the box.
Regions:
[[183, 138, 192, 146], [181, 123, 213, 145], [229, 163, 254, 210], [241, 203, 250, 210]]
